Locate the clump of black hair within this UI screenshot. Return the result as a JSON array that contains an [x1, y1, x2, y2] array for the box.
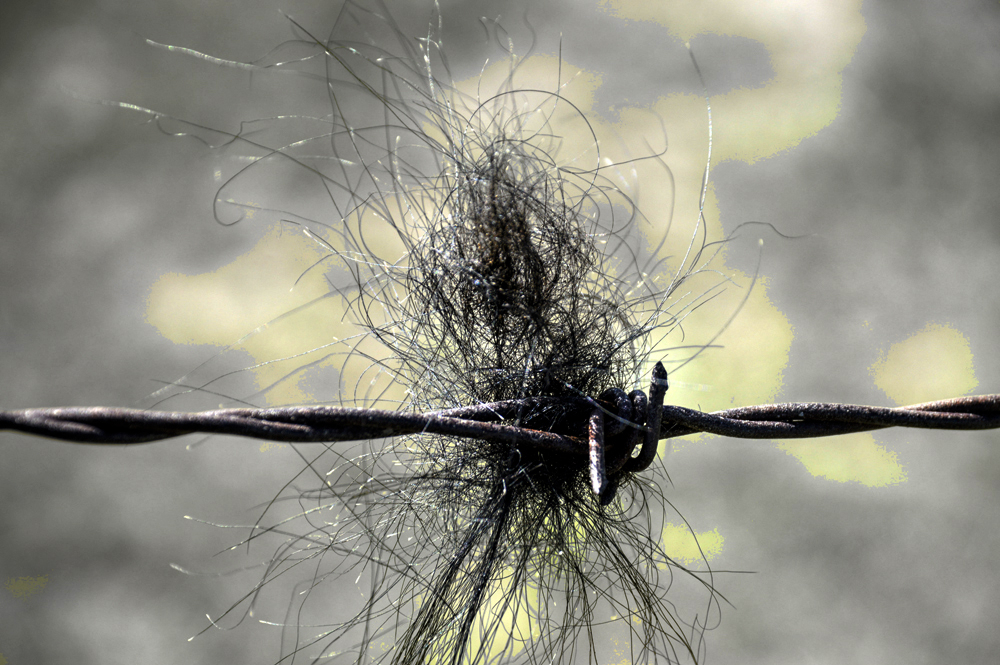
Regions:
[[150, 1, 731, 663], [407, 140, 636, 404], [378, 126, 692, 662]]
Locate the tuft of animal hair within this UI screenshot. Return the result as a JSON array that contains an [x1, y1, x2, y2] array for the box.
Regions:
[[146, 1, 736, 663]]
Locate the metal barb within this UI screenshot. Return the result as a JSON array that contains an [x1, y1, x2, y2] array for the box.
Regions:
[[622, 362, 668, 474], [587, 407, 607, 497]]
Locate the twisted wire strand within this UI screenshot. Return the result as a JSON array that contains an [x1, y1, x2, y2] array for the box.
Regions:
[[4, 393, 999, 449]]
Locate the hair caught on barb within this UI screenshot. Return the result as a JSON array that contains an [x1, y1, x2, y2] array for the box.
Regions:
[[149, 1, 735, 663]]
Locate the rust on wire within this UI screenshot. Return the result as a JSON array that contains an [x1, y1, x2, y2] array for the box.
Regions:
[[5, 389, 998, 449]]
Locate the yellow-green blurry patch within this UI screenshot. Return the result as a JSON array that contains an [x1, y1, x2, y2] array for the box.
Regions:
[[664, 270, 794, 415], [420, 570, 542, 664], [4, 575, 48, 599], [441, 55, 602, 160], [608, 617, 650, 665], [661, 522, 724, 566], [258, 441, 286, 453], [870, 322, 978, 406], [369, 639, 392, 660], [145, 225, 357, 406], [778, 433, 907, 487], [599, 0, 866, 165]]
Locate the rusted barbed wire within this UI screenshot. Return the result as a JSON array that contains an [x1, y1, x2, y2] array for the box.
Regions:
[[5, 393, 999, 448]]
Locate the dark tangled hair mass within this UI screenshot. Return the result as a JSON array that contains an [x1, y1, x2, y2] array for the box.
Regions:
[[144, 1, 738, 663]]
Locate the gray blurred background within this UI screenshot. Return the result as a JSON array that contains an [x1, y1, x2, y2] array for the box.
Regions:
[[2, 0, 999, 663]]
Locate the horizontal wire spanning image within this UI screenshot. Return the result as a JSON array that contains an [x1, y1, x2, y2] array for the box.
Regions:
[[5, 388, 1000, 492], [6, 391, 1000, 445]]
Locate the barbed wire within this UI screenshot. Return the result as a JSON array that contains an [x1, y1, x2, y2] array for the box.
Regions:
[[6, 392, 998, 448]]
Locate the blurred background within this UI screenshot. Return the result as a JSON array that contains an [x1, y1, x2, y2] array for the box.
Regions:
[[2, 0, 999, 663]]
